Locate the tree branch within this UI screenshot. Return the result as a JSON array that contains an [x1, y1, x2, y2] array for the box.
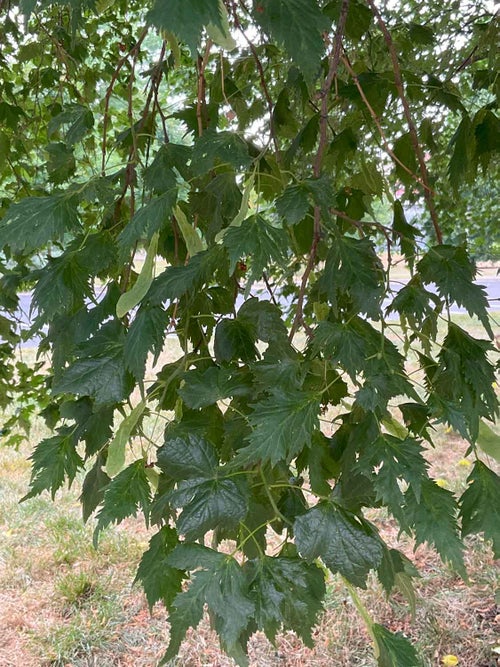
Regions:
[[289, 0, 350, 341], [196, 40, 212, 137], [341, 54, 432, 193], [231, 2, 281, 159], [101, 27, 148, 176], [365, 0, 442, 244]]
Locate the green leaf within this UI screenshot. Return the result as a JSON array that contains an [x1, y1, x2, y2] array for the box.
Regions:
[[303, 359, 348, 408], [22, 426, 84, 501], [246, 555, 325, 645], [157, 433, 218, 479], [164, 545, 254, 665], [296, 431, 338, 496], [80, 456, 111, 523], [377, 548, 419, 619], [215, 173, 255, 242], [324, 0, 373, 41], [134, 526, 185, 610], [223, 214, 288, 287], [31, 251, 92, 322], [174, 205, 206, 256], [106, 400, 146, 477], [47, 103, 94, 145], [62, 398, 114, 457], [387, 276, 441, 332], [159, 559, 206, 663], [237, 298, 288, 342], [95, 460, 152, 543], [0, 131, 10, 172], [372, 624, 422, 667], [321, 236, 385, 319], [311, 320, 367, 381], [476, 419, 500, 462], [53, 342, 134, 407], [460, 461, 500, 558], [179, 365, 251, 409], [393, 132, 418, 186], [206, 0, 237, 50], [251, 339, 304, 391], [404, 479, 465, 575], [118, 191, 178, 253], [148, 0, 224, 55], [0, 194, 80, 254], [123, 306, 166, 381], [214, 318, 259, 364], [45, 142, 76, 184], [144, 142, 192, 187], [169, 476, 249, 540], [312, 318, 410, 404], [276, 183, 310, 225], [392, 201, 420, 271], [448, 115, 472, 191], [357, 435, 429, 520], [192, 129, 251, 176], [235, 389, 320, 466], [148, 247, 224, 303], [408, 22, 434, 45], [116, 232, 159, 319], [417, 245, 492, 336], [253, 0, 330, 80], [294, 503, 383, 588], [430, 323, 498, 440]]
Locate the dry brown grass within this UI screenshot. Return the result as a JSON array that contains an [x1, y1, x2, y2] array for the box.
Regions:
[[0, 425, 499, 667]]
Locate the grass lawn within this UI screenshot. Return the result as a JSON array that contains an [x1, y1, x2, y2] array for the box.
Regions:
[[0, 313, 499, 667]]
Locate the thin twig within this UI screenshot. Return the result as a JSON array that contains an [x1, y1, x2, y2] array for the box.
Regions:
[[101, 27, 148, 176], [341, 54, 432, 193], [262, 272, 279, 307], [330, 207, 392, 239], [231, 1, 281, 159], [365, 0, 442, 244], [196, 40, 212, 137], [152, 41, 170, 143], [289, 0, 350, 341]]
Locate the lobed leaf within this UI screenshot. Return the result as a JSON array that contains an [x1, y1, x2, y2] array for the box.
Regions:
[[294, 502, 384, 588], [0, 194, 80, 254], [460, 461, 500, 558]]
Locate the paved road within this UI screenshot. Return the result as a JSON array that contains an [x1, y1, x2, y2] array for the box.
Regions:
[[7, 276, 500, 347]]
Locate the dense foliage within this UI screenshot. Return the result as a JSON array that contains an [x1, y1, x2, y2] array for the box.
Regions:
[[0, 1, 499, 664]]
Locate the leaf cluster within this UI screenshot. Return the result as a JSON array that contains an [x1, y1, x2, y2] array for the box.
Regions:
[[0, 1, 498, 665]]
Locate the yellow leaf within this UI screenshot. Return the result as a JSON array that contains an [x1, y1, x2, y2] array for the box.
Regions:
[[106, 400, 146, 477], [116, 232, 159, 319], [174, 205, 206, 257], [441, 655, 459, 666]]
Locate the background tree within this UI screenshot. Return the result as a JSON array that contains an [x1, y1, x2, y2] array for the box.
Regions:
[[0, 1, 498, 665]]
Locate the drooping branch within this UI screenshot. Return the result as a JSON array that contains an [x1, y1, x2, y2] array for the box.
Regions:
[[365, 0, 443, 244], [314, 0, 350, 178], [341, 54, 432, 193], [289, 0, 350, 341]]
